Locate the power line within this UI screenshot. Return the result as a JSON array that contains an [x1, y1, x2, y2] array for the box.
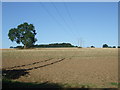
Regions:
[[49, 1, 78, 37], [63, 1, 83, 47], [39, 2, 76, 38], [63, 2, 74, 26], [77, 38, 85, 47], [63, 2, 86, 47], [39, 2, 83, 47], [63, 2, 80, 37], [39, 2, 63, 28]]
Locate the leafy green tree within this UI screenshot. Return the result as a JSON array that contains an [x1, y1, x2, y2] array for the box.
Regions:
[[91, 46, 95, 48], [10, 46, 13, 48], [102, 44, 108, 48], [8, 22, 37, 48], [113, 46, 116, 48]]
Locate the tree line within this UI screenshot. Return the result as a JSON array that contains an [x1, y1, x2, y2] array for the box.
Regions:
[[11, 43, 77, 49], [34, 43, 76, 48], [8, 22, 119, 49]]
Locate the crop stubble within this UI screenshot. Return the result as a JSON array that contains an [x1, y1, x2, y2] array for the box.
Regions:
[[2, 48, 118, 88]]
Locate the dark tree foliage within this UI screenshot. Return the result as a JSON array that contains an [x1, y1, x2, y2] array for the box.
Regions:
[[10, 46, 13, 48], [8, 22, 37, 48], [118, 46, 120, 48], [14, 46, 24, 49], [108, 46, 112, 48], [102, 44, 108, 48], [113, 46, 116, 48], [91, 46, 95, 48], [33, 43, 75, 48]]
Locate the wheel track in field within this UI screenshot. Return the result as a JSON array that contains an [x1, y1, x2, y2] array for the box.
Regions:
[[25, 58, 66, 71], [3, 57, 68, 71], [3, 58, 53, 70], [2, 57, 73, 79], [3, 51, 76, 70], [2, 58, 66, 78]]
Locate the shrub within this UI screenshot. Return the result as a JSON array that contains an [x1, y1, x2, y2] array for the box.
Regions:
[[91, 46, 95, 48], [102, 44, 108, 48]]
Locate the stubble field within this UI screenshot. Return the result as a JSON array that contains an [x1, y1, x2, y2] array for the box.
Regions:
[[2, 48, 118, 88]]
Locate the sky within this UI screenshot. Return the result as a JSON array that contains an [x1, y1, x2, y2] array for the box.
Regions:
[[1, 0, 119, 2], [2, 2, 118, 48]]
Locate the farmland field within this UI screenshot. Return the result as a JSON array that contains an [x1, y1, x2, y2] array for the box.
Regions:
[[2, 48, 118, 88]]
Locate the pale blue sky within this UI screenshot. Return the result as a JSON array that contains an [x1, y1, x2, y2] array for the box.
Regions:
[[2, 2, 118, 48]]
